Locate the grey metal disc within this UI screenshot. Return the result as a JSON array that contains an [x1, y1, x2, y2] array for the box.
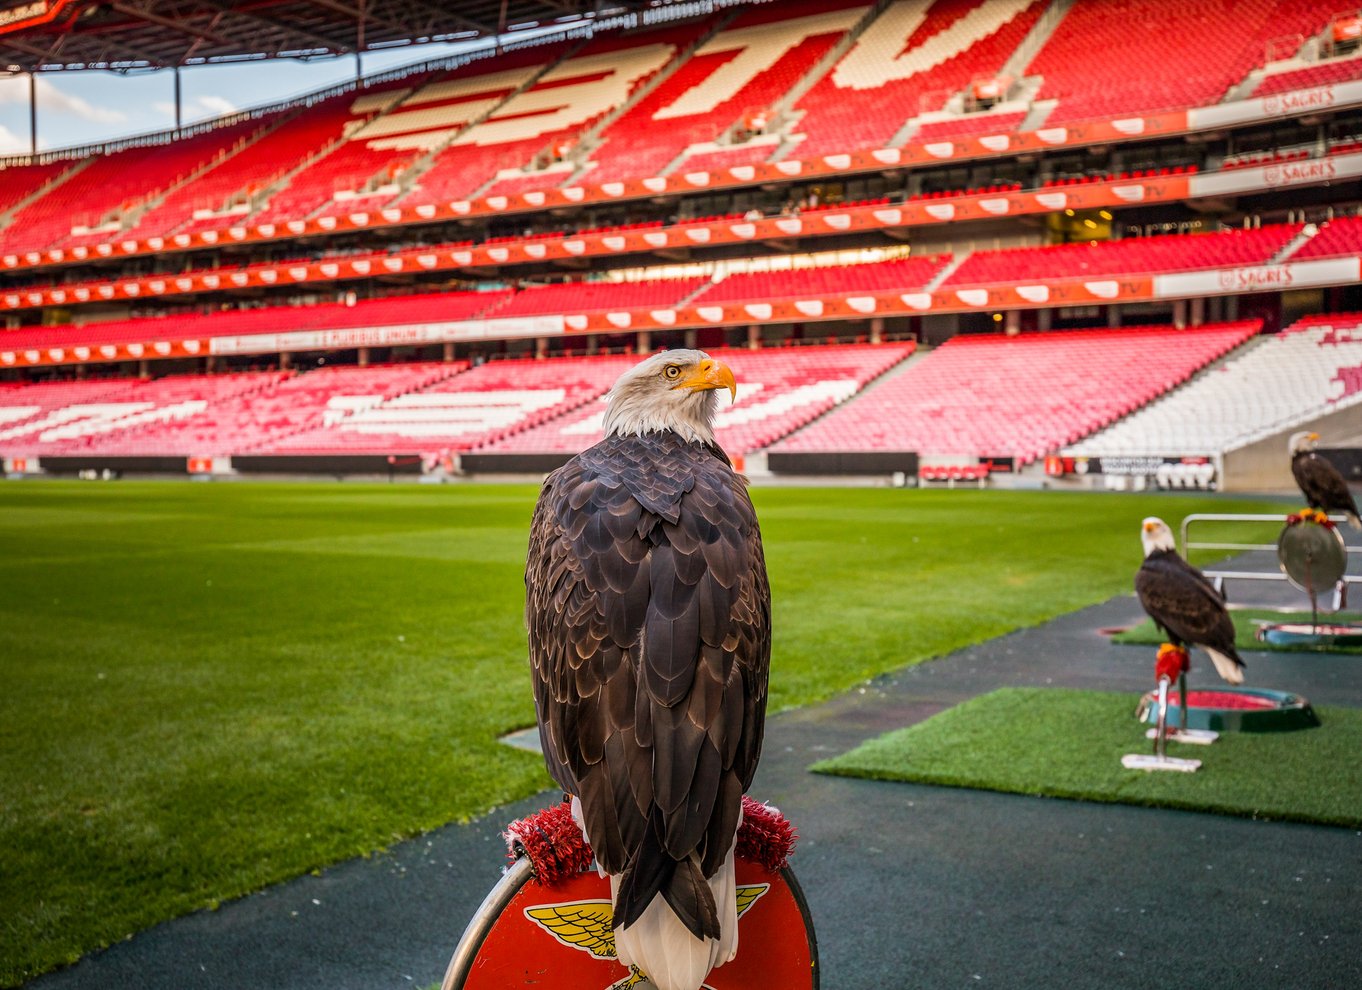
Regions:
[[1277, 521, 1347, 594]]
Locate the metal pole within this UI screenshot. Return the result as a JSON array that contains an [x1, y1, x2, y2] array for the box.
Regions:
[[1153, 676, 1170, 758], [29, 72, 37, 156], [174, 66, 182, 134], [356, 0, 365, 81]]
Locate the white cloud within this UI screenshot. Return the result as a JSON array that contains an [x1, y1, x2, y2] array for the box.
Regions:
[[196, 95, 236, 117], [152, 100, 176, 116], [0, 77, 127, 124], [0, 75, 28, 106], [37, 78, 127, 124], [0, 122, 28, 154]]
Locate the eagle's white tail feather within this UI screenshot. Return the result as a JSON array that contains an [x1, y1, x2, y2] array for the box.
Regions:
[[1206, 648, 1244, 684], [571, 796, 742, 990], [1348, 512, 1360, 532], [611, 845, 738, 990]]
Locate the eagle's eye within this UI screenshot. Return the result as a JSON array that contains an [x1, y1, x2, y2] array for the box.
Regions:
[[662, 365, 682, 380]]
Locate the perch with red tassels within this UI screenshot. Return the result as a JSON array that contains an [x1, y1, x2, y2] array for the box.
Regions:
[[442, 797, 817, 990]]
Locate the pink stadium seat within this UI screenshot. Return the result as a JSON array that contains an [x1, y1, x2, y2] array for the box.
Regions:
[[582, 1, 863, 185], [791, 0, 1044, 160], [1027, 0, 1339, 125], [486, 342, 915, 456], [0, 161, 73, 223], [911, 111, 1027, 144], [669, 143, 781, 175], [400, 30, 692, 206], [0, 364, 466, 458], [1254, 56, 1362, 97], [489, 277, 708, 319], [0, 118, 265, 256], [942, 225, 1301, 286], [770, 322, 1261, 464], [691, 256, 949, 304], [0, 289, 509, 354], [260, 353, 638, 454], [1292, 216, 1362, 260]]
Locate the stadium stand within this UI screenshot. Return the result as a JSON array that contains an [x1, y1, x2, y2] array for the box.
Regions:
[[1025, 0, 1339, 124], [581, 1, 867, 184], [911, 110, 1029, 144], [400, 29, 696, 204], [486, 276, 709, 319], [1252, 54, 1362, 96], [484, 343, 915, 457], [1291, 215, 1362, 259], [690, 256, 949, 304], [0, 289, 510, 353], [247, 73, 440, 225], [788, 0, 1044, 159], [258, 353, 637, 454], [0, 118, 266, 255], [0, 161, 71, 220], [0, 370, 281, 455], [940, 225, 1303, 286], [768, 323, 1261, 464], [1065, 315, 1362, 458], [0, 364, 462, 457]]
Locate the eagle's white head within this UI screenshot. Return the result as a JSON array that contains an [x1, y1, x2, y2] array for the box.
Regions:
[[1288, 430, 1319, 456], [602, 349, 737, 446], [1141, 517, 1176, 557]]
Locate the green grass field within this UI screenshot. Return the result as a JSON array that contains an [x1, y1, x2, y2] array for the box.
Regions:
[[0, 481, 1287, 985], [811, 687, 1362, 829]]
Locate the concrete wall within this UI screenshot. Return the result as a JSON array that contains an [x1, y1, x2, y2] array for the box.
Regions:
[[1221, 402, 1362, 492]]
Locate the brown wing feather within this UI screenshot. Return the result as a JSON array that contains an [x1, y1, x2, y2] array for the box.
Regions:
[[525, 432, 770, 940], [1135, 551, 1239, 658]]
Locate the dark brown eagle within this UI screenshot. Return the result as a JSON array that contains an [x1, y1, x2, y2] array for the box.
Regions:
[[525, 349, 770, 990], [1290, 430, 1361, 530], [1135, 517, 1245, 684]]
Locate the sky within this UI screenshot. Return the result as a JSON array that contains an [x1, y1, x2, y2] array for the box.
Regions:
[[0, 41, 481, 157]]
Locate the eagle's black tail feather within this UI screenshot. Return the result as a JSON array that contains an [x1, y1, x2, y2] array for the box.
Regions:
[[661, 855, 721, 941], [613, 825, 719, 940]]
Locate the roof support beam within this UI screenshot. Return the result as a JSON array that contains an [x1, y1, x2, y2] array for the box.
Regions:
[[107, 2, 238, 51]]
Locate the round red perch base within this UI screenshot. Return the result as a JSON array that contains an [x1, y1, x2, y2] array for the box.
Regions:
[[443, 799, 818, 990], [1137, 686, 1320, 733]]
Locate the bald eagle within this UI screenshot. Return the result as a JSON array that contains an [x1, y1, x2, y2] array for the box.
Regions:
[[1289, 431, 1361, 530], [525, 350, 770, 990], [1135, 518, 1245, 684]]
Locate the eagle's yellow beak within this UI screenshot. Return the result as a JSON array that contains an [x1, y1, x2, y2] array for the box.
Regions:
[[1143, 521, 1159, 533], [1309, 432, 1320, 442], [676, 358, 737, 401]]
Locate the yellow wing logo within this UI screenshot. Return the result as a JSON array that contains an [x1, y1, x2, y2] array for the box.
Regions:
[[736, 883, 769, 919], [525, 884, 771, 962], [525, 900, 617, 959]]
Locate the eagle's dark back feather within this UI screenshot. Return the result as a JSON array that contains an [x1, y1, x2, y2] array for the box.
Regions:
[[526, 431, 770, 939], [1293, 450, 1360, 519], [1135, 549, 1241, 664]]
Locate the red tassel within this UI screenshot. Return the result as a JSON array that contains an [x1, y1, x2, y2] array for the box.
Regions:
[[1155, 643, 1190, 682], [503, 796, 798, 887], [735, 796, 797, 873], [504, 800, 593, 885]]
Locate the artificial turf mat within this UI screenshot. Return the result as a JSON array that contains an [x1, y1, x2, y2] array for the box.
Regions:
[[1113, 609, 1362, 653], [811, 687, 1362, 829], [0, 483, 1288, 984]]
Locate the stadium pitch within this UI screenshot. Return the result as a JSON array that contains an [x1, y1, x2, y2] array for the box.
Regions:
[[0, 481, 1290, 984]]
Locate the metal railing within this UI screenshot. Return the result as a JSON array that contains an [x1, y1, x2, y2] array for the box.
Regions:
[[1179, 512, 1361, 592]]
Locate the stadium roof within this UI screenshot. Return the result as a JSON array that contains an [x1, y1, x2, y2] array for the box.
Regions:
[[0, 0, 676, 72]]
